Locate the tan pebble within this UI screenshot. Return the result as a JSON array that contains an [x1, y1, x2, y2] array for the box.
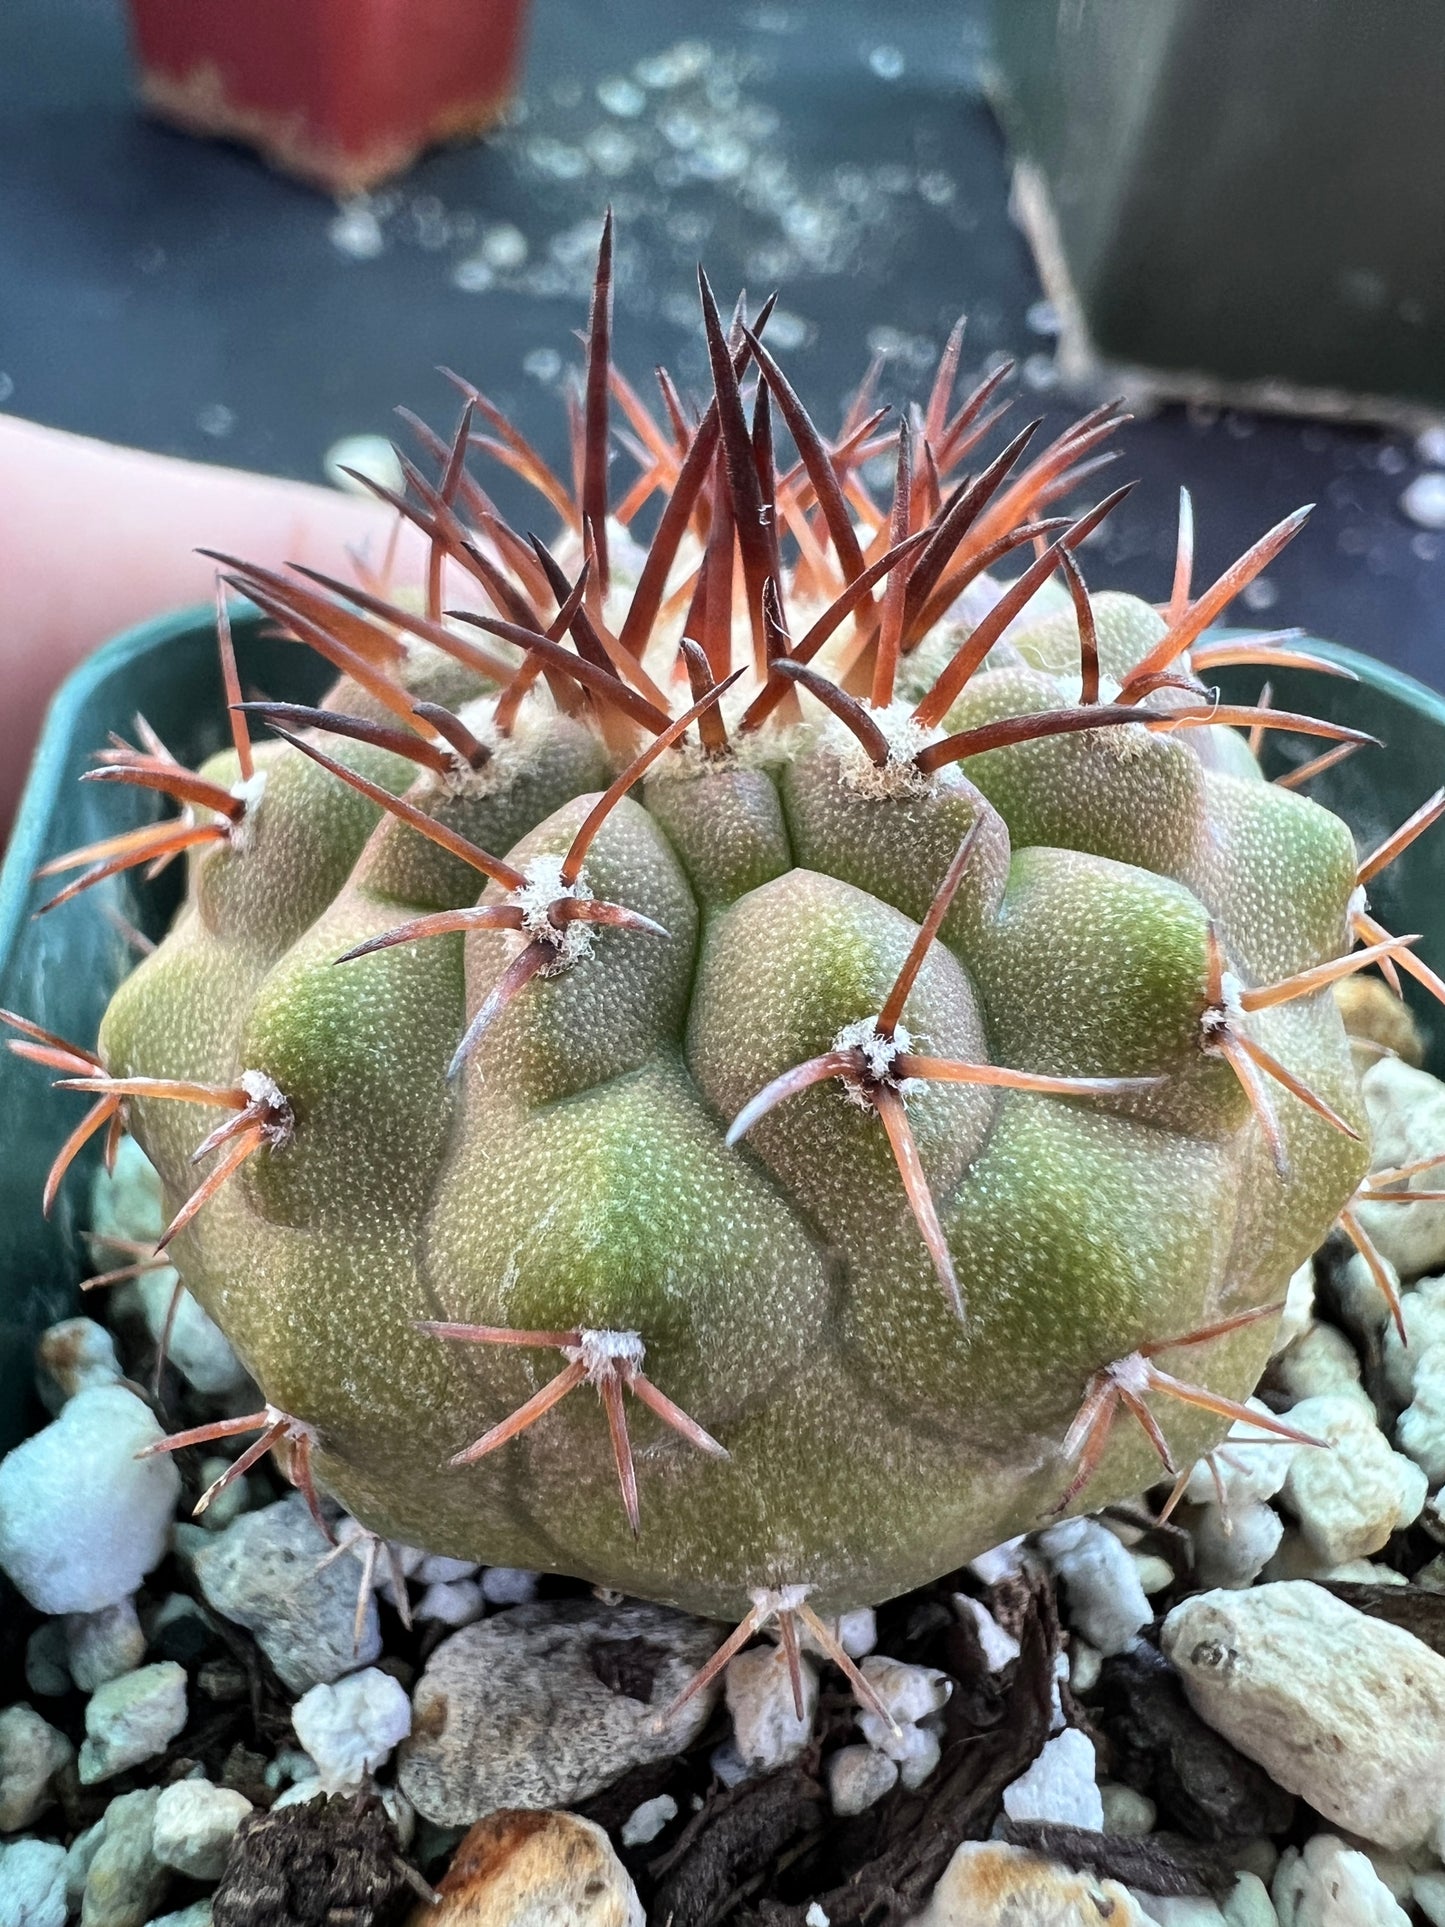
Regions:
[[407, 1808, 644, 1926], [908, 1839, 1154, 1925], [1335, 976, 1424, 1066]]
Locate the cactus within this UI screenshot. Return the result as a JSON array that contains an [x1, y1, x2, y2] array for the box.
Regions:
[[9, 223, 1444, 1693]]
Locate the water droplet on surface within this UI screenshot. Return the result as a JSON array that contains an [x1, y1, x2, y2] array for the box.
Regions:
[[1401, 472, 1445, 530], [1026, 298, 1061, 337], [1242, 577, 1279, 611], [1415, 425, 1445, 467], [1410, 532, 1440, 561], [1022, 353, 1059, 392], [523, 348, 563, 383], [867, 45, 906, 80], [1376, 444, 1408, 475]]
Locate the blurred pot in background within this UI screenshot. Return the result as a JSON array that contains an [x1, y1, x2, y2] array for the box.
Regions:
[[987, 0, 1445, 427], [127, 0, 532, 196]]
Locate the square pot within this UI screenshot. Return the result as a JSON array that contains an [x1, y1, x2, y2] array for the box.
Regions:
[[988, 0, 1445, 422], [128, 0, 531, 195]]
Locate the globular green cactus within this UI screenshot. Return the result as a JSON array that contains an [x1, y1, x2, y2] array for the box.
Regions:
[[13, 225, 1441, 1689]]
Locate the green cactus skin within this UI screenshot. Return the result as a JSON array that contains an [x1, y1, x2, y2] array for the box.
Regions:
[[38, 247, 1395, 1626]]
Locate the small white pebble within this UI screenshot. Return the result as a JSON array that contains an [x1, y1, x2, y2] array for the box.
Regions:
[[709, 1738, 752, 1787], [953, 1594, 1020, 1672], [292, 1667, 411, 1793], [1002, 1727, 1103, 1832], [726, 1643, 818, 1772], [1037, 1518, 1152, 1655], [0, 1836, 68, 1927], [35, 1319, 121, 1411], [78, 1662, 188, 1783], [263, 1749, 316, 1789], [796, 1605, 876, 1660], [1100, 1781, 1157, 1837], [897, 1724, 943, 1791], [480, 1566, 539, 1605], [970, 1536, 1026, 1586], [1131, 1553, 1175, 1595], [273, 1775, 325, 1810], [416, 1554, 478, 1585], [0, 1386, 180, 1613], [152, 1779, 254, 1879], [826, 1744, 898, 1817], [857, 1656, 951, 1726], [620, 1792, 677, 1847], [1283, 1394, 1427, 1564], [0, 1703, 73, 1831], [1069, 1641, 1102, 1697], [416, 1578, 485, 1627], [66, 1598, 146, 1692], [1273, 1833, 1411, 1926]]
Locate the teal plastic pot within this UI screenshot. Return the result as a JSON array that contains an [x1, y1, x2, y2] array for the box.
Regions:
[[1, 611, 1442, 1454]]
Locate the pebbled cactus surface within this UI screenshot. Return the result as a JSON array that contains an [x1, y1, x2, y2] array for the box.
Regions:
[[17, 227, 1434, 1633]]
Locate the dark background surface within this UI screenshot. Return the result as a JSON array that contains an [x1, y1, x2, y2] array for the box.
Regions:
[[2, 0, 1443, 690]]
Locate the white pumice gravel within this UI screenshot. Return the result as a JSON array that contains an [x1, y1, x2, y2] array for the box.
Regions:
[[1272, 1261, 1315, 1354], [291, 1666, 412, 1792], [34, 1318, 123, 1412], [620, 1792, 678, 1846], [151, 1779, 253, 1879], [479, 1565, 540, 1605], [726, 1641, 819, 1773], [1035, 1517, 1153, 1654], [416, 1577, 485, 1626], [857, 1656, 951, 1727], [66, 1599, 146, 1693], [1099, 1782, 1157, 1837], [0, 1836, 69, 1927], [826, 1743, 899, 1816], [1000, 1726, 1103, 1831], [1162, 1584, 1445, 1849], [78, 1662, 188, 1785], [1272, 1322, 1372, 1407], [0, 1386, 180, 1613], [1279, 1393, 1427, 1563], [793, 1606, 876, 1660], [1190, 1494, 1285, 1591], [1356, 1058, 1445, 1279], [1272, 1833, 1411, 1927], [952, 1593, 1021, 1670], [968, 1536, 1026, 1586], [0, 1703, 73, 1832]]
